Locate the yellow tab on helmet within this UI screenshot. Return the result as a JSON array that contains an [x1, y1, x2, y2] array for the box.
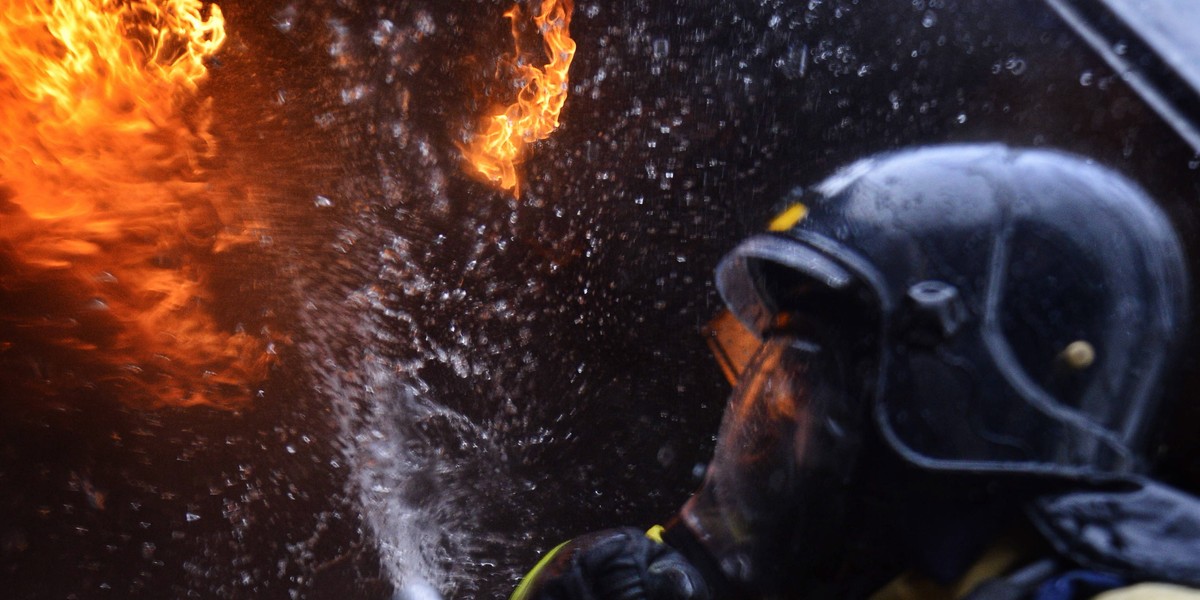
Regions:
[[768, 202, 809, 231]]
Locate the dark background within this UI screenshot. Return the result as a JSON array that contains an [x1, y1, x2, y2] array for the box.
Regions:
[[2, 0, 1198, 598]]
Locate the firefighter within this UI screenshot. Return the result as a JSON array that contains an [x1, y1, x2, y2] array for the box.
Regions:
[[513, 145, 1200, 600]]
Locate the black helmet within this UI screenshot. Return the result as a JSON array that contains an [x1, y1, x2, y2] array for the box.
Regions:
[[716, 144, 1189, 480]]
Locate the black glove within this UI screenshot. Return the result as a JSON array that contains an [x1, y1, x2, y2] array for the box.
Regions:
[[512, 528, 711, 600]]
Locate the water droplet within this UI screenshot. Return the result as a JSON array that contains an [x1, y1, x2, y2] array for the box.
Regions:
[[652, 38, 670, 58], [371, 19, 394, 46], [185, 512, 200, 522], [922, 10, 938, 28], [273, 5, 297, 33], [340, 85, 368, 104], [657, 445, 676, 467], [1079, 70, 1094, 86], [414, 11, 436, 35]]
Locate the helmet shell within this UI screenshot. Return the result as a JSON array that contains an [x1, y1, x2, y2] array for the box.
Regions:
[[716, 144, 1190, 478]]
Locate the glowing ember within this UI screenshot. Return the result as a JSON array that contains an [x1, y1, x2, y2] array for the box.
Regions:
[[461, 0, 576, 196], [0, 0, 271, 408]]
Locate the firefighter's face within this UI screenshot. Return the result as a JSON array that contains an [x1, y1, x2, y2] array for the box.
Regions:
[[679, 326, 871, 593]]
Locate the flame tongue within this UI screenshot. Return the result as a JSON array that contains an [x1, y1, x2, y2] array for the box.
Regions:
[[462, 0, 576, 195], [0, 0, 269, 408]]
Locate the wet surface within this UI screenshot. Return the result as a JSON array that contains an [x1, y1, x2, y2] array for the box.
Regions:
[[4, 0, 1200, 598]]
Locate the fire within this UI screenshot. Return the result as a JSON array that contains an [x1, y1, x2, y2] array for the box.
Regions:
[[461, 0, 576, 195], [0, 0, 271, 408]]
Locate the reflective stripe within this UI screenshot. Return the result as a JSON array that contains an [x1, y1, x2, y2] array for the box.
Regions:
[[1094, 583, 1200, 600]]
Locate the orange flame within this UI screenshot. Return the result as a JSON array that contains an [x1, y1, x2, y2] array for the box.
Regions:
[[461, 0, 576, 196], [0, 0, 271, 408]]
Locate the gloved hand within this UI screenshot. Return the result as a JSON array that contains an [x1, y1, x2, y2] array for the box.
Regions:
[[512, 528, 711, 600]]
